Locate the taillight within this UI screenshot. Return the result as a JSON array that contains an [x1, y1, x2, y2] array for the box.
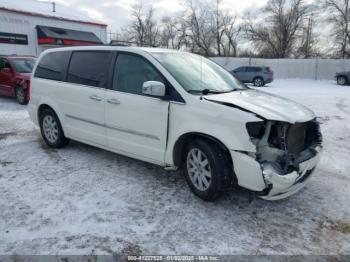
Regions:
[[27, 80, 30, 101]]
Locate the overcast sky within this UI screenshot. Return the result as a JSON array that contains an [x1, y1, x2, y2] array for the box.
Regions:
[[51, 0, 268, 31]]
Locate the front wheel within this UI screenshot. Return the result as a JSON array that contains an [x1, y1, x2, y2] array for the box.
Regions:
[[337, 76, 347, 85], [15, 86, 28, 105], [183, 139, 232, 201], [39, 108, 69, 148]]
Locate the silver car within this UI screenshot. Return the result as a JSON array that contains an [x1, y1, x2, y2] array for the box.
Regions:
[[231, 66, 274, 87]]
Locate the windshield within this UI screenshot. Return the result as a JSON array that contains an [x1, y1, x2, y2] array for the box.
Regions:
[[151, 52, 247, 94], [11, 59, 35, 73]]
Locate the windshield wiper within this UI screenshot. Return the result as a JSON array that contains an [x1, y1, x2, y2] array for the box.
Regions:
[[187, 89, 236, 95]]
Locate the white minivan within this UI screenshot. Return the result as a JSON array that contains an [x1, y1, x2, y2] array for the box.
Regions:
[[28, 46, 322, 201]]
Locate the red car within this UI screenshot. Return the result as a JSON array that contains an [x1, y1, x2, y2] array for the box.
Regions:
[[0, 56, 36, 104]]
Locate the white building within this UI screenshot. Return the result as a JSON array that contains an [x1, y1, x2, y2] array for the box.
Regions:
[[0, 0, 107, 57]]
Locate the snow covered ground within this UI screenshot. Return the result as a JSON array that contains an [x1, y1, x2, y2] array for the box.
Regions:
[[0, 79, 349, 255]]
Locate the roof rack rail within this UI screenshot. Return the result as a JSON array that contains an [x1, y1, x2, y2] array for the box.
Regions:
[[109, 40, 137, 47]]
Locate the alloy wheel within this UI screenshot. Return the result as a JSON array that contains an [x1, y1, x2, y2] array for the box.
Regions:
[[42, 115, 59, 143], [186, 148, 212, 191], [254, 78, 263, 87], [338, 77, 346, 85], [16, 87, 26, 104]]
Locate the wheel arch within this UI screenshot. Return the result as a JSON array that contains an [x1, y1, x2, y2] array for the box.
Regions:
[[172, 132, 232, 168], [37, 103, 67, 134], [337, 75, 348, 81], [38, 104, 55, 119], [253, 76, 264, 82]]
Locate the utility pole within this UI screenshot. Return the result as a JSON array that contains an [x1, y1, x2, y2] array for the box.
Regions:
[[305, 16, 312, 58], [52, 1, 56, 12]]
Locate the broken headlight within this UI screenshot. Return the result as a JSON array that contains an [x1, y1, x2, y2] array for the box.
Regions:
[[246, 121, 266, 139]]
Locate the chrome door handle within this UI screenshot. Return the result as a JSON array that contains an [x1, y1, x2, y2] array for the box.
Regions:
[[89, 95, 103, 101], [107, 98, 120, 105]]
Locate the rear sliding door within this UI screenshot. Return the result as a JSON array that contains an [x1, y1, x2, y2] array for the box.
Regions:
[[56, 51, 113, 146]]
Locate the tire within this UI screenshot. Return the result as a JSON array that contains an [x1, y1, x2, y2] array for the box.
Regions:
[[253, 77, 264, 87], [183, 139, 232, 201], [337, 76, 347, 85], [15, 86, 28, 105], [39, 108, 69, 148]]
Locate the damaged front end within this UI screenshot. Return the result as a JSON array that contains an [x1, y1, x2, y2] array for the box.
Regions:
[[246, 119, 323, 200]]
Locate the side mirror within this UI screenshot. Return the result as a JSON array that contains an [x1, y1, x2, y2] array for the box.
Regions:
[[142, 81, 166, 97]]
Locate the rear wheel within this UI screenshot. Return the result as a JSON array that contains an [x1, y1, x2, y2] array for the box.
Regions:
[[253, 77, 264, 87], [337, 76, 347, 85], [15, 86, 28, 105], [183, 139, 232, 201], [39, 108, 69, 148]]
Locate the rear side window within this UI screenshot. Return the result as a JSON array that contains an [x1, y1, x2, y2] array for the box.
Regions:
[[34, 51, 70, 81], [67, 51, 111, 88], [246, 67, 261, 72]]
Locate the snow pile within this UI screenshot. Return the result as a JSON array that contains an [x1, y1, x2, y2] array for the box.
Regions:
[[0, 79, 349, 255]]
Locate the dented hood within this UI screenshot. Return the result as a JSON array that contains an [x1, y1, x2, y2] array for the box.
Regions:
[[204, 89, 315, 123]]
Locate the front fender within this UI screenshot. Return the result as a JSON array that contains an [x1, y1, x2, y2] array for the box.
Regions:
[[165, 101, 261, 165]]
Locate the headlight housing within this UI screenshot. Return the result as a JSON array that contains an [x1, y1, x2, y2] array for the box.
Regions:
[[246, 121, 266, 139]]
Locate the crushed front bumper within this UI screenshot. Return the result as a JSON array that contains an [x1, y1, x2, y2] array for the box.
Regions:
[[259, 145, 322, 200]]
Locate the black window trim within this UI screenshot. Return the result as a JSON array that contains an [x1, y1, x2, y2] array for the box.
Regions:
[[109, 51, 185, 103], [34, 50, 72, 82], [65, 50, 114, 89], [246, 66, 262, 72]]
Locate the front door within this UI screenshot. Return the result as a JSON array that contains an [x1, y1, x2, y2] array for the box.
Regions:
[[105, 52, 169, 164], [56, 51, 113, 146]]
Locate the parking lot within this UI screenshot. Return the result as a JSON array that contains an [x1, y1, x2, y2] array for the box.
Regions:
[[0, 79, 349, 255]]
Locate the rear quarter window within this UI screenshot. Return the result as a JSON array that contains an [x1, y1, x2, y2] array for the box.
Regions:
[[34, 51, 71, 81]]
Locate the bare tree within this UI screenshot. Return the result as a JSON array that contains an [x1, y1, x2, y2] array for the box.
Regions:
[[211, 0, 241, 56], [245, 0, 310, 58], [159, 15, 188, 49], [115, 0, 242, 56], [213, 0, 224, 56], [323, 0, 350, 58], [184, 0, 216, 56], [122, 3, 160, 47], [296, 15, 320, 58]]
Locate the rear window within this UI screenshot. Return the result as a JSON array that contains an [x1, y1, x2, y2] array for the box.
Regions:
[[34, 51, 70, 81], [67, 51, 111, 88]]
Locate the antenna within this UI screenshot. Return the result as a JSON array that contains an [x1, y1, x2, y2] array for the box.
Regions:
[[52, 1, 56, 12]]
